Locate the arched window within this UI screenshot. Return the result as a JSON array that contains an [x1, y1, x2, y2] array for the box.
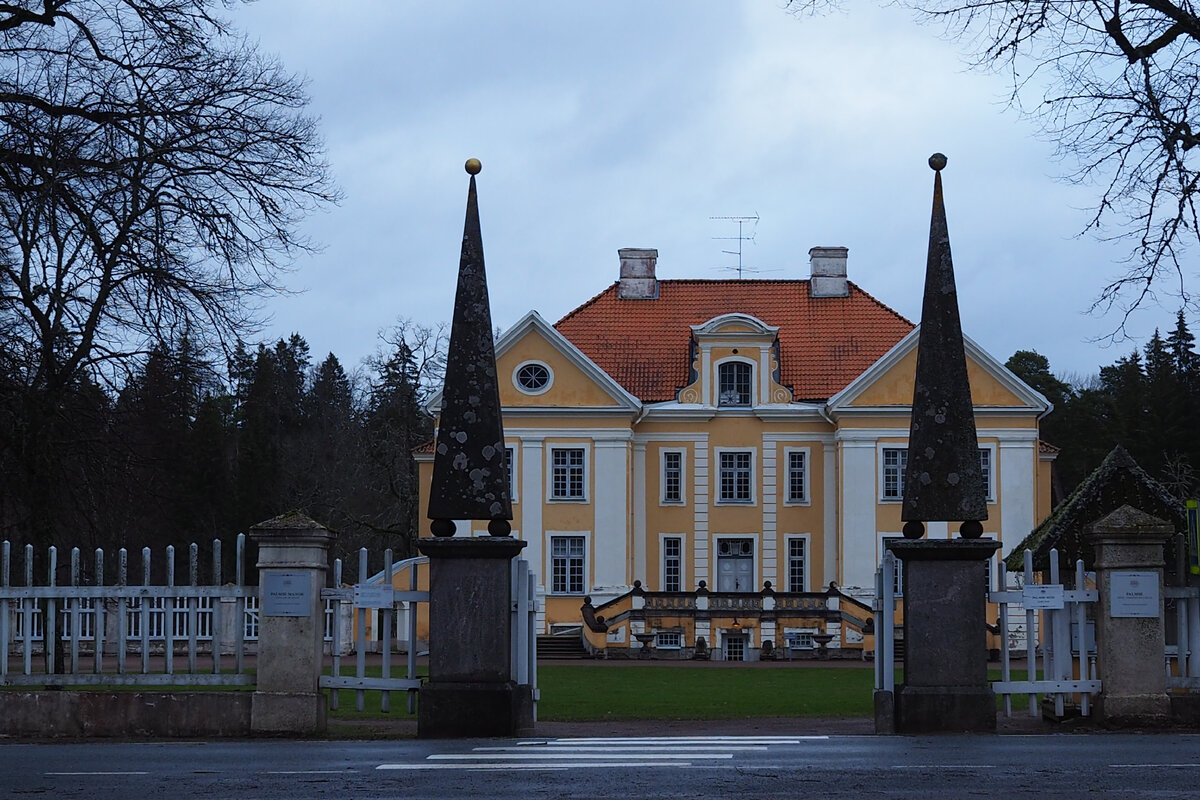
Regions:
[[717, 361, 752, 406]]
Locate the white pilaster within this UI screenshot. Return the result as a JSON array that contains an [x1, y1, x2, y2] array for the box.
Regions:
[[761, 436, 778, 587], [520, 437, 544, 594], [823, 442, 837, 587], [593, 439, 630, 591], [839, 437, 878, 592], [633, 442, 647, 586], [999, 437, 1038, 557], [694, 441, 710, 587]]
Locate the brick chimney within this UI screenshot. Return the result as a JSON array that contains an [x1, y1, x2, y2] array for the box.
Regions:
[[809, 247, 849, 298], [617, 248, 658, 299]]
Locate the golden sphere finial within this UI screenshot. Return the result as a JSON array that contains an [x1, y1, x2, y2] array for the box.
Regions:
[[928, 153, 947, 171], [465, 158, 482, 175]]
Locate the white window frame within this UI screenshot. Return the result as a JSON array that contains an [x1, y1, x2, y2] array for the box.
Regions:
[[784, 627, 818, 650], [655, 631, 683, 649], [879, 446, 908, 502], [660, 534, 685, 592], [546, 444, 590, 502], [505, 444, 518, 504], [981, 534, 998, 593], [513, 360, 554, 396], [660, 448, 686, 505], [784, 533, 811, 593], [715, 357, 754, 407], [715, 448, 756, 505], [548, 532, 590, 595], [783, 447, 810, 506], [979, 444, 997, 503]]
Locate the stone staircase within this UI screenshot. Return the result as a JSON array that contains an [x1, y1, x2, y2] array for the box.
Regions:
[[537, 633, 589, 660]]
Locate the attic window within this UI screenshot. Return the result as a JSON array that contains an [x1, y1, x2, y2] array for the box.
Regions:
[[718, 361, 752, 406], [514, 361, 552, 395]]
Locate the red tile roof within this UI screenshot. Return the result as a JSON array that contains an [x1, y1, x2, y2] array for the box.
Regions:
[[555, 280, 914, 403]]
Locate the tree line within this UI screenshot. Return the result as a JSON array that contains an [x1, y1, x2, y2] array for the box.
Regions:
[[0, 321, 443, 582], [1007, 310, 1200, 504]]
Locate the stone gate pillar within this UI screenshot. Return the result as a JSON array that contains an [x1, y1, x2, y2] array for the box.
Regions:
[[249, 512, 335, 734], [416, 536, 533, 738], [889, 538, 1000, 733], [1086, 505, 1172, 726]]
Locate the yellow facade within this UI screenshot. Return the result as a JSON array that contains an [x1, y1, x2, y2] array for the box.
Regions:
[[416, 310, 1052, 659]]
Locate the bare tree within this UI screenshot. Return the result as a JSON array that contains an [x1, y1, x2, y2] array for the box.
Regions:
[[788, 1, 1200, 332], [0, 1, 336, 544]]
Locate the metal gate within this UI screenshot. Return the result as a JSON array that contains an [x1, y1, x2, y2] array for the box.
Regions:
[[873, 546, 1100, 718], [319, 549, 538, 717]]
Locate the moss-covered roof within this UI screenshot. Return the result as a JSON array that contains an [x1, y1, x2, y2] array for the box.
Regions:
[[1005, 445, 1185, 571]]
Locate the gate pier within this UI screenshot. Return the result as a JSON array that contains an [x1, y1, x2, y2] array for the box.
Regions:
[[888, 539, 1000, 733], [416, 536, 533, 738]]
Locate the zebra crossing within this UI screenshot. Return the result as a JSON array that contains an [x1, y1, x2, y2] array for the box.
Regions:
[[376, 735, 829, 771]]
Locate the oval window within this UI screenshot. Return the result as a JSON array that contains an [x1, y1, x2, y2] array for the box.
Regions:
[[515, 362, 552, 394]]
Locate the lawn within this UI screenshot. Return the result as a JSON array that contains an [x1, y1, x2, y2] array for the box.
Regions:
[[323, 664, 1039, 721]]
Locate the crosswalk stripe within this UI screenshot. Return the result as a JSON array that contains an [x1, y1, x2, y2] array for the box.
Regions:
[[378, 762, 694, 771], [428, 752, 735, 761], [474, 745, 769, 752]]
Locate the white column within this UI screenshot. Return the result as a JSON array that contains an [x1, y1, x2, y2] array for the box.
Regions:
[[593, 438, 630, 592], [839, 437, 878, 593], [520, 437, 544, 594], [633, 442, 647, 586], [999, 436, 1038, 558]]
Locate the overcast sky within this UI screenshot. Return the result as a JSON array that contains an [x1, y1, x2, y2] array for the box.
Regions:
[[232, 0, 1185, 384]]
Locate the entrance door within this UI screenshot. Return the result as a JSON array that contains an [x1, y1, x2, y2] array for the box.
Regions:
[[716, 537, 755, 592], [724, 635, 746, 661]]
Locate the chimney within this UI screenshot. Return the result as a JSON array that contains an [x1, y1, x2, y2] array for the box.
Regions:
[[617, 248, 659, 299], [809, 247, 849, 298]]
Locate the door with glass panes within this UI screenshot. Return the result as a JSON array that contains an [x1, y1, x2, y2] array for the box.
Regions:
[[716, 537, 755, 592]]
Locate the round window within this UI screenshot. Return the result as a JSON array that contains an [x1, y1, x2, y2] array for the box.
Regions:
[[515, 362, 552, 394]]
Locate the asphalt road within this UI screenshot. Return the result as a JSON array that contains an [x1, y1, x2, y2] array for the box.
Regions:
[[3, 733, 1200, 799]]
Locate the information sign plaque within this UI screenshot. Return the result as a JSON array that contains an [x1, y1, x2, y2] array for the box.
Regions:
[[262, 571, 310, 617], [1109, 571, 1158, 618], [353, 584, 394, 609], [1022, 584, 1064, 610]]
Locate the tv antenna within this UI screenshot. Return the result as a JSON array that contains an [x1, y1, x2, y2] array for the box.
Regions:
[[711, 214, 760, 278]]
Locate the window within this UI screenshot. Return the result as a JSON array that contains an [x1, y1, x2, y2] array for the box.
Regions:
[[662, 450, 683, 504], [514, 361, 552, 394], [550, 447, 586, 500], [786, 450, 807, 503], [550, 536, 586, 594], [881, 447, 908, 500], [504, 446, 517, 502], [656, 631, 682, 649], [663, 536, 682, 592], [979, 446, 993, 501], [718, 361, 752, 406], [787, 537, 807, 592], [786, 630, 815, 650], [718, 451, 753, 503]]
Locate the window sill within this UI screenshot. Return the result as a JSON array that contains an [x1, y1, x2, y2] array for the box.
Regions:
[[715, 500, 755, 506], [782, 500, 811, 507], [547, 497, 588, 503]]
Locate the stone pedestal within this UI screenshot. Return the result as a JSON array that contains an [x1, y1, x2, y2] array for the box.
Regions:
[[249, 513, 335, 735], [889, 539, 1000, 733], [1086, 506, 1172, 727], [416, 536, 533, 738]]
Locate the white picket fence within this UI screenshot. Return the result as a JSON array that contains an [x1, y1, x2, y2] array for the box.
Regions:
[[874, 546, 1101, 718], [990, 548, 1100, 718], [1166, 583, 1200, 689], [0, 538, 255, 686]]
